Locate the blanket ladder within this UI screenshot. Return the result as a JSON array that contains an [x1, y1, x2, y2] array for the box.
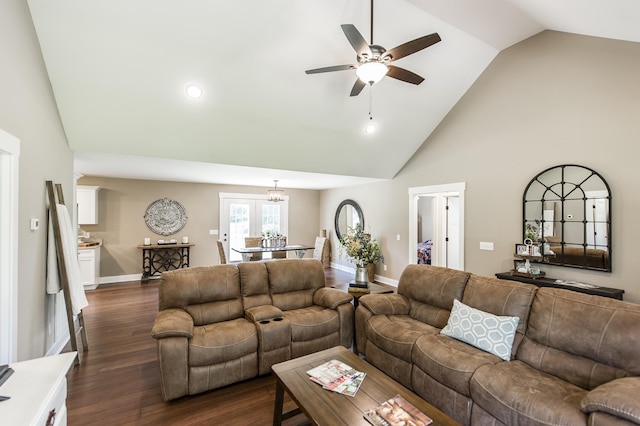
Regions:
[[46, 180, 88, 363]]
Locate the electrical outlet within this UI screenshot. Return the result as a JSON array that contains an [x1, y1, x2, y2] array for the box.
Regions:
[[396, 234, 400, 241], [383, 265, 387, 271], [209, 229, 219, 235]]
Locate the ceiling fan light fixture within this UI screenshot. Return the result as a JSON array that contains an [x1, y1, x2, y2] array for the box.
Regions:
[[364, 119, 377, 135], [356, 62, 388, 84], [267, 180, 284, 202]]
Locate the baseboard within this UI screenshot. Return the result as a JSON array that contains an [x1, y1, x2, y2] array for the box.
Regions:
[[330, 262, 398, 287], [99, 274, 143, 285], [46, 336, 70, 357]]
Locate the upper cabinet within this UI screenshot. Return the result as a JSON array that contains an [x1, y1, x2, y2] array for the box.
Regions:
[[77, 185, 100, 225]]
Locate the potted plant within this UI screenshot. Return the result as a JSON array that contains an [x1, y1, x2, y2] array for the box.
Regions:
[[339, 224, 384, 283]]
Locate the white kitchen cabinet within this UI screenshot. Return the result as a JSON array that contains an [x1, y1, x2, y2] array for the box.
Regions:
[[0, 352, 76, 426], [78, 246, 100, 289], [76, 185, 100, 225]]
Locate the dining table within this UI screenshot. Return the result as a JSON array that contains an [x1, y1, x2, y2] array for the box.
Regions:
[[232, 244, 313, 262]]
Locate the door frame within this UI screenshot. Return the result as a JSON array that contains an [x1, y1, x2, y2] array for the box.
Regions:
[[0, 129, 20, 364], [219, 192, 289, 262], [408, 182, 465, 270]]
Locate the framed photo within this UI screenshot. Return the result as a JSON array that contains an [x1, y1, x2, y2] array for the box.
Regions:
[[515, 244, 529, 256], [514, 260, 526, 272]]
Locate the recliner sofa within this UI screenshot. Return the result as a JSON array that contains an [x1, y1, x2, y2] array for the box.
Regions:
[[356, 264, 640, 425], [151, 258, 354, 401]]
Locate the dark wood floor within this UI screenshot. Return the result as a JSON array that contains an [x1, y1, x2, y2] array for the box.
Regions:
[[64, 267, 354, 426]]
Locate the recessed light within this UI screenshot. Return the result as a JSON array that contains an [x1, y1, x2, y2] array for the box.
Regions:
[[185, 84, 203, 99]]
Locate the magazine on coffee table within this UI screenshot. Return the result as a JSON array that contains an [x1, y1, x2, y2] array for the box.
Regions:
[[364, 394, 433, 426], [306, 359, 365, 397]]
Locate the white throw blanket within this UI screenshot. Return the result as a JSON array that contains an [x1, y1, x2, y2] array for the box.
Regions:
[[46, 203, 89, 315]]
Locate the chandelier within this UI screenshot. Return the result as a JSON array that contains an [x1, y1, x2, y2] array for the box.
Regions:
[[267, 180, 284, 202]]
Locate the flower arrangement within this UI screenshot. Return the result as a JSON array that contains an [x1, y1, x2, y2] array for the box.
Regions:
[[339, 224, 384, 267]]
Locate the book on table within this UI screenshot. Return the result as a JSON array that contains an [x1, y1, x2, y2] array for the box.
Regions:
[[364, 394, 433, 426], [306, 359, 365, 397]]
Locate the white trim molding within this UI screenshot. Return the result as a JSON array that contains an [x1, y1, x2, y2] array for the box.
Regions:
[[0, 128, 20, 364], [408, 182, 466, 270]]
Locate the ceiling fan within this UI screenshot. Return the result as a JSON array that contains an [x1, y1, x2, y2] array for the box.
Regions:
[[305, 0, 441, 97]]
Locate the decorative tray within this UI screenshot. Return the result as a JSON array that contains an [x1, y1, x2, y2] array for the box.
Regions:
[[510, 270, 546, 279]]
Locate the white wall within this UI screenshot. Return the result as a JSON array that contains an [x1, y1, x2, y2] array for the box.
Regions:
[[0, 0, 74, 360], [321, 31, 640, 302]]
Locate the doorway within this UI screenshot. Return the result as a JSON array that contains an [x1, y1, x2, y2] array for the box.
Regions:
[[0, 129, 20, 364], [408, 183, 465, 270], [219, 193, 289, 262]]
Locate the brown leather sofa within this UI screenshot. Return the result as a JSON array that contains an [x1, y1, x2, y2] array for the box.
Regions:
[[356, 265, 640, 425], [151, 258, 354, 401]]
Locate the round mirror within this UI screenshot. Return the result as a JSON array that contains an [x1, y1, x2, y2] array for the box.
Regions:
[[334, 199, 364, 241], [523, 164, 611, 271]]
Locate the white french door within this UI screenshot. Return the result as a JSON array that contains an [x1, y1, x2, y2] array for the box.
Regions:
[[219, 193, 289, 262]]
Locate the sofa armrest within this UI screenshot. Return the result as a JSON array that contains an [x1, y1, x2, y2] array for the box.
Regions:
[[581, 377, 640, 424], [313, 287, 353, 309], [245, 305, 284, 322], [151, 308, 194, 339], [358, 293, 410, 315]]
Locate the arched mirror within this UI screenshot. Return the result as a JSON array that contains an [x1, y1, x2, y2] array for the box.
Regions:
[[335, 199, 364, 241], [523, 164, 612, 271]]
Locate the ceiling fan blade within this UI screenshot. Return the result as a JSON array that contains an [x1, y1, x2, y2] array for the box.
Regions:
[[384, 33, 441, 62], [350, 79, 366, 97], [387, 65, 425, 85], [305, 64, 356, 74], [341, 24, 372, 57]]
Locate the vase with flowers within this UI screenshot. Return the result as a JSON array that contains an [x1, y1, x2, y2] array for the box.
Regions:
[[339, 224, 384, 285]]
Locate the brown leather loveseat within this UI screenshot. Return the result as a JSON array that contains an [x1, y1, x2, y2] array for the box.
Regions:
[[151, 258, 354, 401], [356, 265, 640, 425]]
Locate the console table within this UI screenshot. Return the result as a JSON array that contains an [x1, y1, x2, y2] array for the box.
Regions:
[[138, 243, 193, 281], [495, 271, 624, 300]]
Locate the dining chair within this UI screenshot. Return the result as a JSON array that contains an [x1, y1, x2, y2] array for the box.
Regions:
[[272, 236, 287, 259], [217, 240, 227, 264], [244, 237, 263, 261]]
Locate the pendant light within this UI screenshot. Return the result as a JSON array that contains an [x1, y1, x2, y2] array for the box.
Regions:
[[267, 180, 284, 202]]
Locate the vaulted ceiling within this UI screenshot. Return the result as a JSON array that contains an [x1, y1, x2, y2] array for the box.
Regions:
[[27, 0, 640, 189]]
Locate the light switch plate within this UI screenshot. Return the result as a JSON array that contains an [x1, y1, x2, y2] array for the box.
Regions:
[[479, 241, 494, 251], [30, 218, 40, 231]]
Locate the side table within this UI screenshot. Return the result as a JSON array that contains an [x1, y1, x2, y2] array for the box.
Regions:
[[331, 281, 394, 309], [137, 243, 194, 282]]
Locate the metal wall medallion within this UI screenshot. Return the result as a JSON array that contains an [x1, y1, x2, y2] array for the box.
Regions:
[[144, 198, 188, 236]]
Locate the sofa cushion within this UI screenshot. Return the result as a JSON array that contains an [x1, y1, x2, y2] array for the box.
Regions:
[[366, 314, 439, 363], [189, 318, 258, 366], [470, 360, 588, 425], [283, 305, 339, 342], [413, 333, 502, 397], [520, 288, 640, 389], [397, 265, 470, 328], [238, 262, 272, 310], [441, 299, 519, 361], [267, 259, 325, 311], [159, 265, 244, 325]]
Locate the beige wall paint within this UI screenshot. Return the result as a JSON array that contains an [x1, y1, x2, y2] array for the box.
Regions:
[[322, 31, 640, 302], [1, 1, 75, 360], [77, 176, 322, 277]]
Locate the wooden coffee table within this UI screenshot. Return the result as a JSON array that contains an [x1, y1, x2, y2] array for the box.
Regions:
[[272, 346, 460, 425]]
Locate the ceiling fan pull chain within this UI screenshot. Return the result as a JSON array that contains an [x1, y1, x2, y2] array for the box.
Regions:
[[369, 85, 373, 120]]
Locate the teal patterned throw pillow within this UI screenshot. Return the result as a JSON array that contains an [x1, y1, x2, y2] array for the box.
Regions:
[[441, 299, 519, 361]]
